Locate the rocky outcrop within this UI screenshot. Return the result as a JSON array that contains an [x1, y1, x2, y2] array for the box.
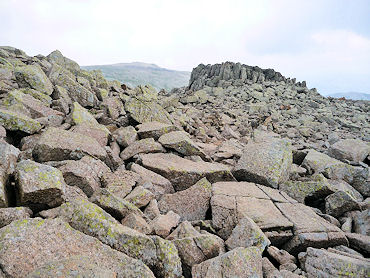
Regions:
[[0, 46, 369, 277]]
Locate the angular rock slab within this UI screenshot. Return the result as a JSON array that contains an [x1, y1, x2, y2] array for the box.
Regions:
[[276, 202, 348, 254], [233, 138, 292, 188], [211, 181, 293, 239], [191, 247, 263, 278], [0, 207, 32, 228], [303, 247, 370, 278], [125, 97, 172, 124], [137, 121, 178, 140], [140, 153, 234, 191], [15, 160, 66, 210], [33, 127, 107, 162], [158, 178, 212, 221], [0, 218, 154, 278]]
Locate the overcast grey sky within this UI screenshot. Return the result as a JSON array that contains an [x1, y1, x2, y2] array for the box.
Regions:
[[1, 0, 369, 94]]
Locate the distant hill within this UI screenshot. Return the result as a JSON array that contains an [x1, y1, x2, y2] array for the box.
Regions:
[[82, 62, 190, 91], [323, 92, 370, 100]]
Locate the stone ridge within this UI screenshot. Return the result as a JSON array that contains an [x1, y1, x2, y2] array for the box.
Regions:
[[188, 61, 306, 91]]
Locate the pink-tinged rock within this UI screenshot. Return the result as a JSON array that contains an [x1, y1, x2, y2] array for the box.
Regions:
[[158, 178, 212, 221], [33, 127, 107, 162], [120, 138, 165, 161], [140, 153, 234, 191]]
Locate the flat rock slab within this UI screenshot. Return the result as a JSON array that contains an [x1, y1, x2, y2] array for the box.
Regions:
[[158, 178, 212, 221], [125, 98, 172, 124], [140, 153, 234, 191], [137, 121, 178, 140], [0, 207, 32, 228], [303, 247, 370, 278], [211, 181, 347, 253], [233, 139, 292, 188], [191, 247, 263, 278], [33, 127, 107, 162], [276, 202, 348, 254], [15, 160, 66, 210], [211, 181, 293, 239], [0, 218, 154, 278]]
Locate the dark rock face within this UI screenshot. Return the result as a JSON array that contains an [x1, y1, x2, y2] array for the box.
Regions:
[[0, 47, 369, 277]]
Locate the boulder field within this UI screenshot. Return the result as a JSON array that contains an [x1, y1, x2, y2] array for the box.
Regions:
[[0, 46, 369, 277]]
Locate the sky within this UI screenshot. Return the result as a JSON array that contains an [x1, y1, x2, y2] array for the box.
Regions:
[[1, 0, 370, 95]]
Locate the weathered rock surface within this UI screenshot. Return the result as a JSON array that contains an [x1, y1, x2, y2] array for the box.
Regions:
[[233, 138, 292, 188], [57, 156, 111, 197], [120, 138, 165, 160], [302, 247, 370, 278], [0, 218, 154, 277], [328, 139, 369, 163], [33, 127, 107, 162], [158, 178, 212, 221], [191, 247, 263, 278], [140, 153, 234, 191], [15, 160, 66, 210], [0, 108, 42, 134], [0, 207, 32, 228], [137, 121, 178, 140]]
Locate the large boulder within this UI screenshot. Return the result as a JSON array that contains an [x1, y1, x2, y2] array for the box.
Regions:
[[140, 153, 234, 191], [191, 247, 263, 278], [0, 218, 154, 278], [325, 191, 360, 217], [328, 139, 370, 163], [211, 181, 293, 240], [15, 160, 66, 210], [14, 64, 53, 95], [0, 108, 42, 134], [158, 178, 212, 221], [233, 138, 292, 188], [302, 247, 369, 278], [33, 127, 107, 162]]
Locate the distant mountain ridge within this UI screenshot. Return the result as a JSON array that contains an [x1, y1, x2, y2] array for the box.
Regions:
[[82, 62, 190, 91], [323, 91, 370, 100]]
